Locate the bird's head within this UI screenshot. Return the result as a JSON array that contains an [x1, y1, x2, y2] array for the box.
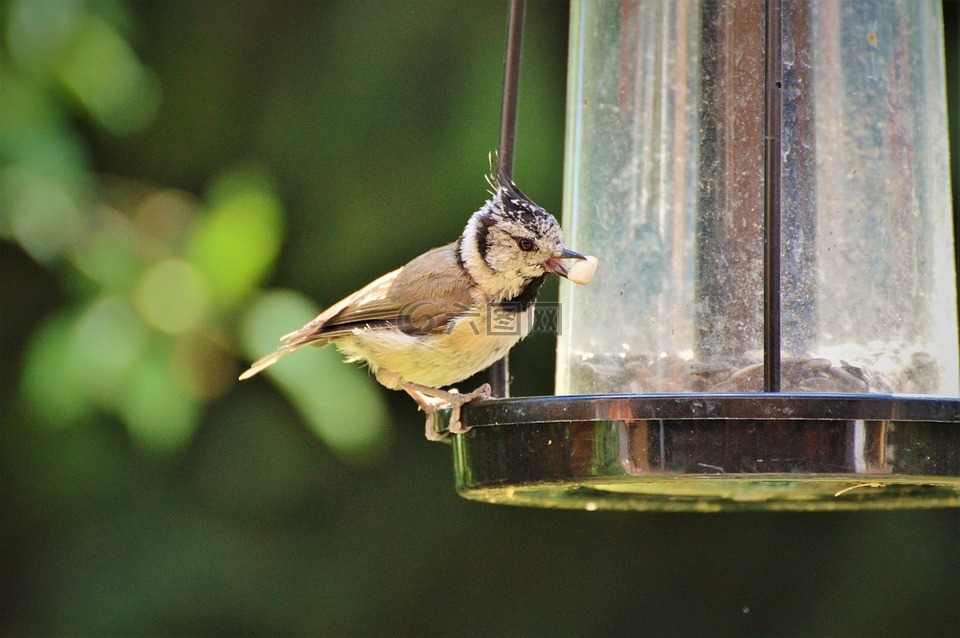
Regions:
[[459, 161, 585, 302]]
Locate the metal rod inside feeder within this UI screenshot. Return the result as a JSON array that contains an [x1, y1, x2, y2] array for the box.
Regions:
[[763, 0, 783, 392]]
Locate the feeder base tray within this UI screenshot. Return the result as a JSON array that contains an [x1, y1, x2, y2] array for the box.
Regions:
[[440, 394, 960, 512], [459, 476, 960, 512]]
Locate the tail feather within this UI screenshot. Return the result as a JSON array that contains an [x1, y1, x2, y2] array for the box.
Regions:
[[240, 300, 347, 380], [238, 348, 290, 380], [238, 332, 328, 381]]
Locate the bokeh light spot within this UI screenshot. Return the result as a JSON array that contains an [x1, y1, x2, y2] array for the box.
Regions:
[[3, 168, 83, 262], [69, 295, 148, 399], [118, 352, 200, 453], [21, 312, 97, 428], [0, 70, 92, 197], [70, 206, 144, 291], [5, 0, 82, 71], [53, 15, 161, 135], [134, 259, 210, 334], [133, 189, 198, 246], [188, 168, 284, 310]]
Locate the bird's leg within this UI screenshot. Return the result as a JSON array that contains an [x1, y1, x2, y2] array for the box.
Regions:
[[403, 382, 492, 439], [403, 386, 452, 441]]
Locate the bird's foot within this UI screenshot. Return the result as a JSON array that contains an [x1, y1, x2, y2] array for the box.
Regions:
[[446, 384, 491, 435], [403, 383, 492, 440], [403, 390, 450, 441]]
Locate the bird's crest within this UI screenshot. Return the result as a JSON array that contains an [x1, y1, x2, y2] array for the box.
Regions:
[[485, 151, 541, 224]]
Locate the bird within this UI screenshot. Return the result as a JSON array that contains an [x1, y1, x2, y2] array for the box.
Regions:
[[239, 159, 589, 440]]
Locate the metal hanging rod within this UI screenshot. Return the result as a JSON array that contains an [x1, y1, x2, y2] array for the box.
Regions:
[[490, 0, 526, 399]]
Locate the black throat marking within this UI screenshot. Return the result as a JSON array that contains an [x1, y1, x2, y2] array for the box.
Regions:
[[454, 235, 480, 287], [474, 210, 498, 264], [454, 236, 466, 269], [497, 274, 547, 313]]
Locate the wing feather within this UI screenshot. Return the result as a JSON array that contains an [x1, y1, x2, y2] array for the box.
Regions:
[[239, 242, 478, 380]]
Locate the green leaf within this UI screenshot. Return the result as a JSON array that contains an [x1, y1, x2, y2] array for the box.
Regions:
[[68, 295, 148, 402], [116, 345, 200, 453], [239, 290, 391, 461], [21, 311, 97, 427], [188, 168, 284, 311], [53, 15, 161, 135]]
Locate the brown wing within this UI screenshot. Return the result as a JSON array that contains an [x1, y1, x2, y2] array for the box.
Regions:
[[239, 242, 477, 380], [280, 267, 404, 343]]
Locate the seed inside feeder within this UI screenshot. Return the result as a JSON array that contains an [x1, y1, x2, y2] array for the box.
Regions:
[[568, 344, 942, 395]]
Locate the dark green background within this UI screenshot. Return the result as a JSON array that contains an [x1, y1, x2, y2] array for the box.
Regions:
[[2, 1, 959, 635]]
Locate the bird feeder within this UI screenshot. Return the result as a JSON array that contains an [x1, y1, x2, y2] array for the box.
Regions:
[[439, 0, 960, 511]]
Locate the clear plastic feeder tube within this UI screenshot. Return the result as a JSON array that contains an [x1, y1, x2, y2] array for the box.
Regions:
[[557, 0, 959, 398]]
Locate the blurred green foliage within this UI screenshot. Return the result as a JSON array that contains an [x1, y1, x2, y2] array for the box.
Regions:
[[1, 0, 958, 636], [2, 0, 390, 456]]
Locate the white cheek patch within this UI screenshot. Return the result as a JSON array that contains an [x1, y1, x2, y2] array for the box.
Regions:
[[567, 255, 598, 285]]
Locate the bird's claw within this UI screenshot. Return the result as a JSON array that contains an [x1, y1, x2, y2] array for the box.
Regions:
[[447, 383, 492, 435], [406, 382, 492, 440], [414, 395, 452, 442], [424, 413, 448, 442]]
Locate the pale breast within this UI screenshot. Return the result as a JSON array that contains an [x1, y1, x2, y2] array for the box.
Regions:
[[334, 303, 533, 389]]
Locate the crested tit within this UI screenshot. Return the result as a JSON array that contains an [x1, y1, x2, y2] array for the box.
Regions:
[[240, 161, 592, 440]]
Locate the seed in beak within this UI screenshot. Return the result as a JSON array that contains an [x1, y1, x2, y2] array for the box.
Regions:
[[567, 255, 599, 285], [545, 248, 587, 278]]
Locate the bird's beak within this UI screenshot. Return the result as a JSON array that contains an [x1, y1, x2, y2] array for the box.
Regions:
[[545, 248, 586, 278]]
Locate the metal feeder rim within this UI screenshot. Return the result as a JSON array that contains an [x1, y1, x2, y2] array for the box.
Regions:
[[434, 393, 960, 434]]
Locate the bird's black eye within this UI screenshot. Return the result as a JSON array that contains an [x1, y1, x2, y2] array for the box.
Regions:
[[517, 238, 536, 252]]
